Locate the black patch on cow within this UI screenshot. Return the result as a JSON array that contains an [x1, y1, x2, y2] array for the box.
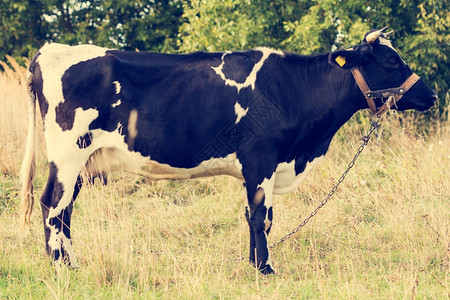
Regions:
[[192, 89, 284, 168], [40, 162, 64, 255], [55, 48, 387, 175], [219, 119, 258, 151], [76, 132, 93, 149], [40, 161, 79, 264], [266, 206, 273, 234], [193, 140, 229, 165], [267, 207, 273, 221], [246, 93, 283, 130], [221, 51, 263, 83], [59, 50, 246, 168], [40, 162, 64, 210], [87, 172, 108, 185], [248, 201, 267, 231], [58, 54, 121, 132], [32, 39, 438, 273], [29, 53, 49, 120], [55, 102, 76, 131]]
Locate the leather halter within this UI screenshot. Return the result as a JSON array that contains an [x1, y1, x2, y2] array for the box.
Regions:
[[351, 68, 421, 117]]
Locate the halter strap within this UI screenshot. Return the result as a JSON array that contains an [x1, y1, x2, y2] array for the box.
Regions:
[[351, 68, 420, 117]]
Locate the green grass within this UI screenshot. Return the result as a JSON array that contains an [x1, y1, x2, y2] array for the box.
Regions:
[[0, 60, 448, 299], [1, 127, 448, 299]]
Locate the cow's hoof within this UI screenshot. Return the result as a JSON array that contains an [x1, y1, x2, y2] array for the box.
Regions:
[[259, 265, 276, 275], [249, 259, 276, 275]]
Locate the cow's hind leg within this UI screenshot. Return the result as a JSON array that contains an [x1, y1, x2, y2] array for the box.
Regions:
[[245, 175, 275, 275], [40, 161, 83, 267]]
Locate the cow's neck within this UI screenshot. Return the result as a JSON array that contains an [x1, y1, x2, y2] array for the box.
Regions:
[[287, 53, 368, 160], [301, 53, 366, 125]]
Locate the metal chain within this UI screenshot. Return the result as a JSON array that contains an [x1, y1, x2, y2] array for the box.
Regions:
[[269, 117, 381, 249], [229, 117, 381, 262], [36, 116, 381, 261]]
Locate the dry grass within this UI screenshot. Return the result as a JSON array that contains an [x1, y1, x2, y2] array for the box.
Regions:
[[0, 57, 29, 175], [0, 59, 448, 298], [0, 57, 45, 176]]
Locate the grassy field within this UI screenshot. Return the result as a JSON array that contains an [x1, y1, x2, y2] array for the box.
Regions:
[[0, 60, 448, 299]]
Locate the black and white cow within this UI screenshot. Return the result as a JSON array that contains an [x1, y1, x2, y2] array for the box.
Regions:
[[21, 27, 436, 274]]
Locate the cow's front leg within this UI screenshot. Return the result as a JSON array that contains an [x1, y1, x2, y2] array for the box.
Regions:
[[40, 162, 83, 268], [245, 176, 275, 275]]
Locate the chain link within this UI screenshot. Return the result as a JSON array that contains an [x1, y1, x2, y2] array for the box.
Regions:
[[269, 117, 381, 249]]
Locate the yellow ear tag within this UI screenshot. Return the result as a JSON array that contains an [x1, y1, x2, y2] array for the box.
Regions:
[[335, 55, 346, 67]]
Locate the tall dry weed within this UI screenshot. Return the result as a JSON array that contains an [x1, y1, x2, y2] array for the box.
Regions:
[[0, 57, 44, 177]]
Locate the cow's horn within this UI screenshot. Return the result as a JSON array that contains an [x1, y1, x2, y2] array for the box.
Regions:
[[383, 30, 394, 38], [366, 26, 389, 43]]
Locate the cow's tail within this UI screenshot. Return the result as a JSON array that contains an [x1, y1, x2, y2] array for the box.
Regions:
[[20, 61, 37, 227]]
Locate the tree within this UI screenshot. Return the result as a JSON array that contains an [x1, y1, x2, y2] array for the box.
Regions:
[[0, 0, 48, 63], [1, 0, 447, 115], [42, 0, 183, 52], [402, 0, 449, 100], [178, 0, 448, 117], [177, 0, 306, 52], [0, 0, 183, 62]]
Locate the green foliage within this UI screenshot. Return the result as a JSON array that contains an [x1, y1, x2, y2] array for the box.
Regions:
[[0, 0, 447, 117], [402, 1, 449, 95], [47, 0, 184, 52], [0, 0, 48, 62], [178, 0, 448, 117], [177, 0, 298, 52], [178, 0, 256, 52], [0, 116, 448, 297], [0, 0, 182, 59], [282, 1, 339, 53], [0, 177, 17, 214]]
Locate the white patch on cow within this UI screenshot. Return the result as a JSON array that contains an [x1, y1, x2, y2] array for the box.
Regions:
[[45, 224, 78, 267], [47, 224, 61, 254], [273, 155, 324, 194], [257, 175, 275, 223], [234, 102, 249, 123], [62, 232, 78, 268], [264, 219, 272, 232], [256, 174, 276, 272], [264, 231, 274, 270], [127, 109, 138, 139], [45, 107, 99, 164], [379, 37, 394, 50], [257, 175, 275, 229], [113, 80, 121, 94], [257, 174, 275, 206], [79, 123, 245, 182], [235, 159, 243, 172], [379, 37, 405, 64], [38, 45, 110, 221], [38, 43, 109, 108], [212, 47, 284, 93], [196, 154, 244, 179], [111, 99, 122, 108], [46, 107, 100, 220], [37, 44, 107, 260]]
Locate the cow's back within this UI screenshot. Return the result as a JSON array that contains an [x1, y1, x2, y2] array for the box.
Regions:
[[32, 44, 282, 180]]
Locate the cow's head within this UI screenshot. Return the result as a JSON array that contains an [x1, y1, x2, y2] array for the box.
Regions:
[[329, 27, 437, 112]]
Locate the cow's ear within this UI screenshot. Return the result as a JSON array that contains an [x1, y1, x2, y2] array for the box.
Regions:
[[328, 49, 364, 69]]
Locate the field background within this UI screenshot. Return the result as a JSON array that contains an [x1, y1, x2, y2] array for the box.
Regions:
[[0, 59, 448, 299]]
